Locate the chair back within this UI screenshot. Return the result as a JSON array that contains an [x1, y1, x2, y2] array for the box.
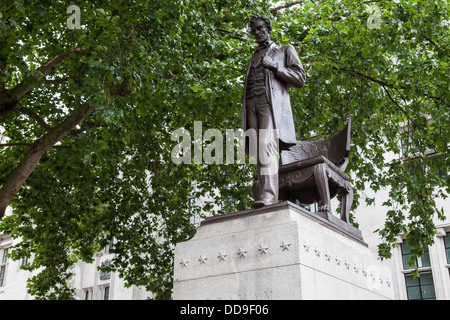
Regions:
[[281, 115, 352, 166]]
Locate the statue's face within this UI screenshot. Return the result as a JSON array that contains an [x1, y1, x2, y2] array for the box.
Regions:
[[250, 19, 270, 44]]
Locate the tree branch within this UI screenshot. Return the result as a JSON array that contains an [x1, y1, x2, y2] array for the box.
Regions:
[[295, 6, 341, 42], [270, 0, 305, 14], [0, 102, 96, 218], [297, 27, 311, 42], [381, 85, 414, 124], [216, 28, 246, 41], [8, 47, 88, 100], [16, 107, 52, 131], [334, 62, 449, 106], [420, 34, 449, 57], [342, 65, 390, 87], [0, 76, 131, 217], [329, 57, 444, 127], [0, 47, 88, 119], [16, 106, 107, 136], [0, 143, 71, 149], [107, 79, 132, 100]]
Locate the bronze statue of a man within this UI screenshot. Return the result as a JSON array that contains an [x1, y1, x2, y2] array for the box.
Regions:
[[243, 15, 306, 208]]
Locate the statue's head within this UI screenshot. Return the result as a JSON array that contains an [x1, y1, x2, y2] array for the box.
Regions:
[[249, 15, 272, 44]]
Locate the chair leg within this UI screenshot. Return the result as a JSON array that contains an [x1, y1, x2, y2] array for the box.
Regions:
[[340, 185, 353, 223], [313, 163, 331, 213]]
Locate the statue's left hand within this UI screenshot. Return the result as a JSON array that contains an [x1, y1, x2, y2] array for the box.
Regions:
[[262, 55, 278, 71]]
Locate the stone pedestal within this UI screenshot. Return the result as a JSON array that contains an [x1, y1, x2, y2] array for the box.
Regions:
[[173, 201, 394, 300]]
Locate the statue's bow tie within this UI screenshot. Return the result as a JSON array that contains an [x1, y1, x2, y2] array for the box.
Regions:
[[255, 41, 272, 52]]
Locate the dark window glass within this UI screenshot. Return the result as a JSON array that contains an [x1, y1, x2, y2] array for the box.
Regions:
[[405, 272, 436, 300], [401, 240, 431, 270], [104, 286, 110, 300]]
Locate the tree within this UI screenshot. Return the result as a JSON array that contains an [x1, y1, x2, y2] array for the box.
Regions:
[[273, 0, 450, 269], [0, 0, 448, 298]]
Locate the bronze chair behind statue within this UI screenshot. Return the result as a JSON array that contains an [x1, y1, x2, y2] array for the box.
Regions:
[[278, 115, 353, 223]]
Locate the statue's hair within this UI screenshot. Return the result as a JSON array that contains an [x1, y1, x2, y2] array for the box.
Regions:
[[249, 15, 272, 34]]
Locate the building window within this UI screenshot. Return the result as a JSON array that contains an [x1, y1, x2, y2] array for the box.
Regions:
[[444, 233, 450, 264], [108, 237, 114, 252], [188, 195, 200, 225], [428, 154, 448, 186], [401, 240, 431, 270], [188, 182, 200, 225], [1, 248, 8, 264], [400, 135, 415, 157], [220, 195, 236, 214], [399, 132, 447, 187], [104, 286, 110, 300], [405, 272, 436, 300], [21, 256, 28, 267], [0, 248, 8, 287], [83, 288, 93, 300], [0, 266, 5, 287], [401, 240, 436, 300]]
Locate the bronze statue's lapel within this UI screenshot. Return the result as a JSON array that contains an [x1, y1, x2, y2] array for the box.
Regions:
[[266, 43, 280, 58]]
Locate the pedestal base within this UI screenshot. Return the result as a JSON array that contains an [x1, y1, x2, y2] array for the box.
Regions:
[[173, 201, 393, 300]]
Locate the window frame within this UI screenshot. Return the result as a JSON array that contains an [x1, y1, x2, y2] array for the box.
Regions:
[[1, 248, 8, 264], [0, 265, 5, 287], [400, 240, 431, 270], [0, 248, 9, 287], [400, 240, 436, 300], [103, 285, 110, 300], [404, 271, 436, 300], [443, 233, 450, 265]]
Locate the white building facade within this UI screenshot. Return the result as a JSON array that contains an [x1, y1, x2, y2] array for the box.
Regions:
[[0, 204, 153, 300], [0, 233, 153, 300], [0, 234, 153, 300], [356, 183, 450, 300]]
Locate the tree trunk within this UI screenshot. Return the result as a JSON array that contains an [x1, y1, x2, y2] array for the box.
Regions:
[[0, 103, 96, 218]]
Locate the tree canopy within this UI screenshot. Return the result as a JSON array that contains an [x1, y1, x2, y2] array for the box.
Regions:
[[0, 0, 448, 299]]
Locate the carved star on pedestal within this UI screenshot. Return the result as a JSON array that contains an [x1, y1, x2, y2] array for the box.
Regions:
[[314, 248, 321, 257], [198, 255, 208, 264], [180, 258, 189, 268], [237, 248, 247, 258], [217, 252, 227, 261], [258, 244, 268, 255], [335, 256, 341, 266], [280, 241, 291, 251]]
